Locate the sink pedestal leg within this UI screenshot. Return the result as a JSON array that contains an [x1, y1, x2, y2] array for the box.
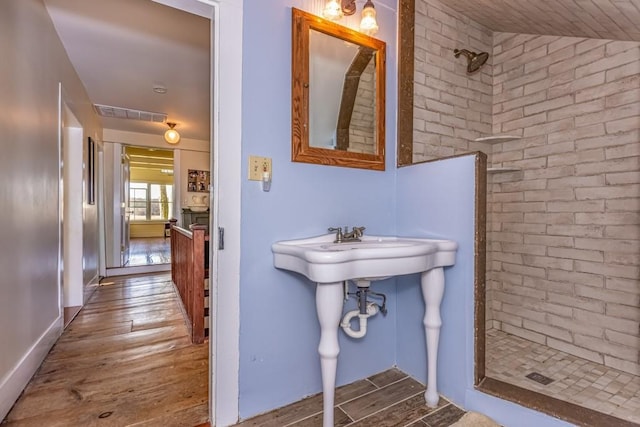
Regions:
[[421, 267, 445, 407], [316, 282, 343, 427]]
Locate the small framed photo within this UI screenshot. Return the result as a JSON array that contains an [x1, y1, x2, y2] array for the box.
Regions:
[[188, 169, 210, 193], [87, 137, 96, 205]]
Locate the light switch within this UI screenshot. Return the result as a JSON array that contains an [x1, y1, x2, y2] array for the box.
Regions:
[[248, 156, 272, 181]]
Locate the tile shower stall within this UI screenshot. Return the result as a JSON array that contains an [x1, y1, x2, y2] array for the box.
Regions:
[[486, 32, 639, 423], [412, 0, 639, 423]]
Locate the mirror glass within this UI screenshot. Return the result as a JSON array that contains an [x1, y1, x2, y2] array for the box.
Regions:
[[309, 30, 377, 154], [292, 8, 386, 170]]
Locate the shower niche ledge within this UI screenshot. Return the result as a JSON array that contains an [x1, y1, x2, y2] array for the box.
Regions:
[[472, 135, 521, 144], [488, 166, 522, 173]]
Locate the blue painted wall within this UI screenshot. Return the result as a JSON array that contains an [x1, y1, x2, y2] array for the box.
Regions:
[[239, 0, 399, 418], [395, 155, 572, 427], [395, 155, 478, 403]]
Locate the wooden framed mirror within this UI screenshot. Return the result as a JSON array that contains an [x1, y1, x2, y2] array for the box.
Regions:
[[291, 8, 386, 171]]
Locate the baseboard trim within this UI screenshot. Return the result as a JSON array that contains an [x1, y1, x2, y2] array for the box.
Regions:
[[88, 273, 100, 285], [106, 264, 170, 277], [0, 315, 62, 420], [83, 272, 100, 304]]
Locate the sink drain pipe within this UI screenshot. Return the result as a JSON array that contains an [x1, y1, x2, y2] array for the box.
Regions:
[[340, 302, 379, 339]]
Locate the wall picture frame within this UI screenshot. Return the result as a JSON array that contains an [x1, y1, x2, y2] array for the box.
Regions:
[[188, 169, 210, 193], [87, 136, 96, 205]]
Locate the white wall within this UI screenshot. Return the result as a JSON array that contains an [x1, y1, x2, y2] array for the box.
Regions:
[[181, 149, 210, 215], [62, 121, 84, 307], [0, 0, 102, 419]]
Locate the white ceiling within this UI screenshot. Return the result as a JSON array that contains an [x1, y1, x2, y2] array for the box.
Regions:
[[443, 0, 640, 42], [44, 0, 211, 141]]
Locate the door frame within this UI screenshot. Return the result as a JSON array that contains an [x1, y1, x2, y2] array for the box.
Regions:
[[160, 0, 243, 424], [120, 150, 131, 266], [58, 84, 85, 314], [149, 0, 242, 423], [62, 106, 84, 307], [206, 1, 242, 424]]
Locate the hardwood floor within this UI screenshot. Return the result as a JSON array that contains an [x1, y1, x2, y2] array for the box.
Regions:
[[128, 237, 171, 267], [233, 368, 467, 427], [2, 273, 208, 427], [4, 272, 468, 427]]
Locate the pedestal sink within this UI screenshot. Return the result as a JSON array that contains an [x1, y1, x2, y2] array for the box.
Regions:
[[272, 234, 458, 427]]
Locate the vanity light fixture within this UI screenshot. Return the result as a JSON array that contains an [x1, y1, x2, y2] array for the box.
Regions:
[[323, 0, 379, 36], [322, 0, 344, 20], [164, 122, 181, 144], [359, 0, 378, 35]]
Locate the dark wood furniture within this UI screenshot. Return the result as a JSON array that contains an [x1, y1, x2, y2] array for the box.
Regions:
[[181, 208, 210, 230]]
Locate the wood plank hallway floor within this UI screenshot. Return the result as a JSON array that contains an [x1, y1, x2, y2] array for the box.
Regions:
[[2, 273, 208, 427]]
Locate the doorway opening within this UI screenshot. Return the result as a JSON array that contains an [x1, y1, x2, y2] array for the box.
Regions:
[[124, 146, 174, 267], [60, 93, 85, 327]]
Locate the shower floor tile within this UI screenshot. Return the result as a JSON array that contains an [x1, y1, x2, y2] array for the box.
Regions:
[[486, 329, 640, 424]]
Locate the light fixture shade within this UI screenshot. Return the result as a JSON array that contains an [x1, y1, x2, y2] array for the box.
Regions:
[[164, 122, 181, 144], [359, 0, 379, 35], [323, 0, 343, 20]]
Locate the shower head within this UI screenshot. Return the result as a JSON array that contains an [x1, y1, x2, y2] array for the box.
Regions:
[[454, 48, 489, 74]]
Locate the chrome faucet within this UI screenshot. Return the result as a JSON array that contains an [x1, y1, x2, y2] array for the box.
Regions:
[[328, 226, 365, 243], [344, 226, 365, 241]]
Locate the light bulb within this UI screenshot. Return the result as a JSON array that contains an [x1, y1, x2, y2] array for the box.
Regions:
[[323, 0, 343, 20], [164, 122, 181, 144], [360, 1, 378, 36]]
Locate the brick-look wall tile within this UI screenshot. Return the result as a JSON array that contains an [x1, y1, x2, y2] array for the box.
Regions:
[[548, 338, 604, 364], [576, 39, 608, 55], [548, 123, 605, 144], [522, 118, 573, 138], [607, 198, 640, 212], [490, 33, 640, 375], [547, 314, 604, 338], [575, 75, 639, 103], [413, 0, 492, 162]]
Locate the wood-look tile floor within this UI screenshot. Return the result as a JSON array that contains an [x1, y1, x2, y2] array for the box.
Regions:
[[128, 237, 171, 266], [2, 273, 208, 427], [233, 368, 466, 427]]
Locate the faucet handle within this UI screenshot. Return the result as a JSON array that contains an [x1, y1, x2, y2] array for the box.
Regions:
[[352, 226, 365, 237], [328, 227, 344, 243]]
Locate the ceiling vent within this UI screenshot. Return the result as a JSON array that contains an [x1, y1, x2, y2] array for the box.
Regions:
[[94, 104, 167, 123]]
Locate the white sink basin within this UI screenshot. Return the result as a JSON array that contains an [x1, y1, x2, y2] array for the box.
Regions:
[[272, 234, 457, 283], [272, 232, 458, 426]]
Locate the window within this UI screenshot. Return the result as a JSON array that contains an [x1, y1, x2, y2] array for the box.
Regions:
[[130, 183, 173, 221]]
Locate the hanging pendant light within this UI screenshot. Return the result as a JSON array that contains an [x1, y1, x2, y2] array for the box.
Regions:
[[359, 0, 379, 36], [164, 122, 181, 144]]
